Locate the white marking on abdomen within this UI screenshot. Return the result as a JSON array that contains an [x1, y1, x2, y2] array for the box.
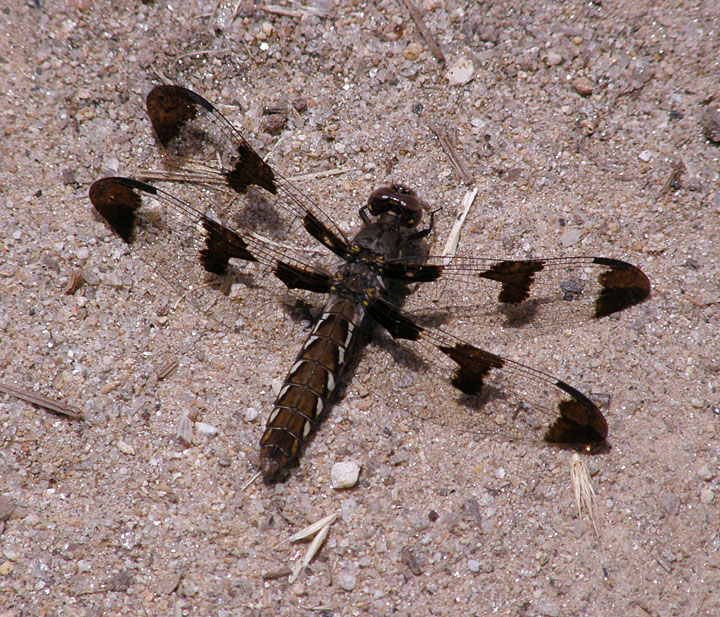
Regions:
[[343, 323, 355, 348], [277, 385, 291, 404]]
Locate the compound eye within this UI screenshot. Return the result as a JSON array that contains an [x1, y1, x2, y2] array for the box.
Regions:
[[366, 187, 393, 215], [397, 194, 423, 228], [367, 185, 423, 227], [390, 184, 416, 197]]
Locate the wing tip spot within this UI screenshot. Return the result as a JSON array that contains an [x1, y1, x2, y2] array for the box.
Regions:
[[594, 259, 651, 318]]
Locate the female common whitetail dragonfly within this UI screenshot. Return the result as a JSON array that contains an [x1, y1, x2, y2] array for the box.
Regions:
[[89, 85, 651, 482]]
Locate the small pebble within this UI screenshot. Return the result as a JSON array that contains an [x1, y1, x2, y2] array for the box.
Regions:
[[195, 422, 219, 435], [545, 51, 563, 66], [3, 549, 19, 561], [701, 106, 720, 143], [700, 487, 714, 504], [571, 76, 594, 96], [659, 493, 680, 515], [336, 570, 357, 591], [446, 56, 474, 86], [261, 113, 286, 135], [401, 546, 423, 575], [331, 461, 361, 489], [560, 228, 582, 247], [0, 496, 15, 522], [638, 150, 653, 162], [245, 407, 259, 422], [467, 559, 480, 573], [290, 581, 305, 596], [536, 599, 560, 617], [403, 42, 423, 60], [477, 25, 498, 43], [61, 167, 77, 185], [117, 440, 135, 455], [109, 570, 134, 592], [696, 466, 714, 482], [178, 578, 198, 597]]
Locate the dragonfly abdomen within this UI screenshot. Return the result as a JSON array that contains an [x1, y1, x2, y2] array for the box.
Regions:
[[259, 295, 365, 482]]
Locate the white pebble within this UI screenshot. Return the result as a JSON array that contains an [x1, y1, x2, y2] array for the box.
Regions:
[[195, 422, 219, 435], [336, 570, 357, 591], [700, 487, 714, 504], [245, 406, 259, 422], [331, 461, 361, 489], [696, 466, 713, 482], [545, 51, 563, 66], [446, 56, 474, 86], [117, 440, 135, 455], [638, 149, 653, 162], [560, 228, 582, 247]]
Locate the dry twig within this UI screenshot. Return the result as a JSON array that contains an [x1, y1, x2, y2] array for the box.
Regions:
[[399, 0, 445, 64], [0, 381, 83, 419], [256, 3, 331, 19], [428, 123, 473, 184], [660, 157, 686, 194]]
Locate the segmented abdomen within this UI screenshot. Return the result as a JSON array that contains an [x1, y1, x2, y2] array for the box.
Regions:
[[259, 296, 365, 481]]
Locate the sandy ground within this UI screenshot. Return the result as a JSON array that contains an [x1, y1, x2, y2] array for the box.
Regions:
[[1, 1, 719, 615]]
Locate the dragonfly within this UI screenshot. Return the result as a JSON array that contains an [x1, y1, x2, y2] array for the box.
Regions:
[[89, 84, 651, 482]]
